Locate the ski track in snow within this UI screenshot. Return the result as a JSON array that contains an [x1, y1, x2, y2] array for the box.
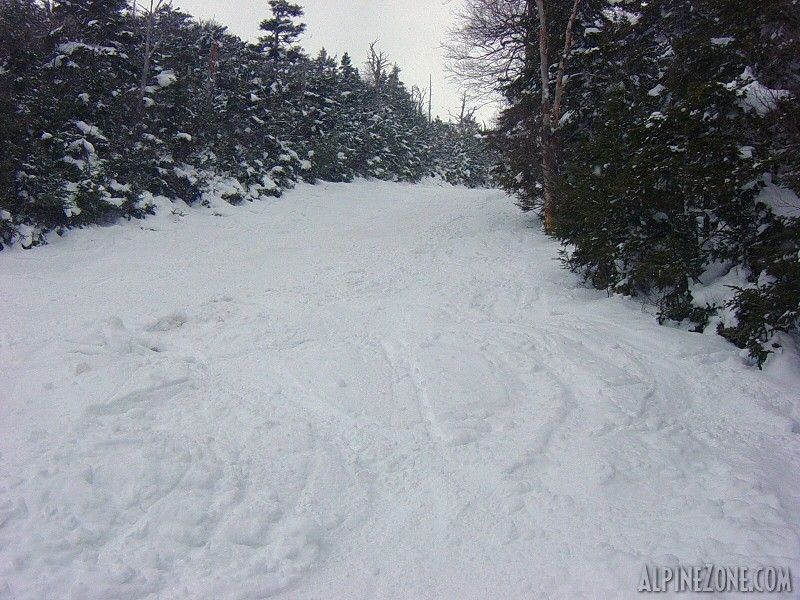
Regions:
[[0, 180, 798, 599]]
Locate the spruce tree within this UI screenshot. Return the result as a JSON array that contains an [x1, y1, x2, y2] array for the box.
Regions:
[[0, 0, 63, 247], [257, 0, 306, 60]]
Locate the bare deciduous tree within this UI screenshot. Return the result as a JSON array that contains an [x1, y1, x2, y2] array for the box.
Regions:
[[410, 84, 428, 116], [444, 0, 528, 101], [362, 40, 389, 86], [363, 40, 391, 109], [446, 0, 583, 232], [448, 90, 479, 132]]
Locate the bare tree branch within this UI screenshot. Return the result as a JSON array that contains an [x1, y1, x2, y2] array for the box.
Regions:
[[552, 0, 581, 124], [136, 0, 170, 115], [443, 0, 529, 102]]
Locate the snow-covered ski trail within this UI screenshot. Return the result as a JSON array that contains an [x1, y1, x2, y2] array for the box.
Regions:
[[1, 180, 798, 599]]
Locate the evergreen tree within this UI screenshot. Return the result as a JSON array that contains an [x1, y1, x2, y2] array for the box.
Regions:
[[134, 9, 213, 204], [257, 0, 306, 60], [328, 52, 366, 181], [299, 49, 351, 182], [254, 0, 307, 185], [0, 0, 60, 247]]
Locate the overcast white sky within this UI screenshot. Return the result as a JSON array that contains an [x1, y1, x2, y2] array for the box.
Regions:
[[169, 0, 497, 123]]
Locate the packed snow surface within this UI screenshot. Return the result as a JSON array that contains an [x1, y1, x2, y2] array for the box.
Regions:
[[1, 181, 798, 599]]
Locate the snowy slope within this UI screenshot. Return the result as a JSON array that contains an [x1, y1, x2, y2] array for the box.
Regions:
[[1, 181, 798, 599]]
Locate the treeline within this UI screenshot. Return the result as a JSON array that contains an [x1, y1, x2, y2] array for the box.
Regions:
[[0, 0, 495, 249], [450, 0, 799, 366]]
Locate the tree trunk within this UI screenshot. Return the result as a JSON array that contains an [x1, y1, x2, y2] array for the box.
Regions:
[[137, 0, 156, 117], [137, 0, 168, 117], [541, 125, 557, 232], [553, 0, 581, 124], [534, 0, 556, 232], [534, 0, 581, 233]]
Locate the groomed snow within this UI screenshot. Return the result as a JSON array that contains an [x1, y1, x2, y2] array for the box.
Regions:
[[1, 181, 798, 599]]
